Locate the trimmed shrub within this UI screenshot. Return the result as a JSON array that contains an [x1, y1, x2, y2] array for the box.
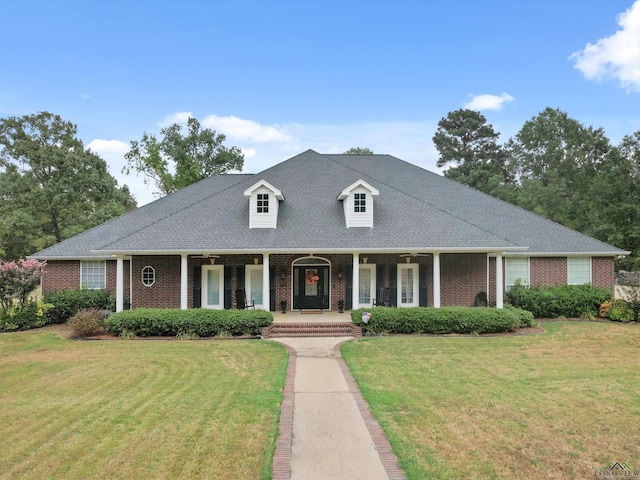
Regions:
[[506, 284, 610, 318], [504, 305, 536, 327], [44, 289, 114, 324], [0, 300, 53, 331], [608, 300, 634, 323], [68, 309, 105, 337], [350, 307, 523, 335], [106, 308, 273, 337]]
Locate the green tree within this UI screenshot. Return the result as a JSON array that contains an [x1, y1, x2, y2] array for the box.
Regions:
[[344, 147, 374, 155], [591, 132, 640, 264], [0, 112, 136, 259], [432, 109, 515, 200], [508, 108, 611, 235], [123, 117, 244, 196]]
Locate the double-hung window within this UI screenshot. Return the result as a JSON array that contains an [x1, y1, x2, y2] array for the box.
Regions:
[[354, 193, 366, 213], [81, 261, 106, 289], [505, 257, 529, 290], [568, 257, 591, 285]]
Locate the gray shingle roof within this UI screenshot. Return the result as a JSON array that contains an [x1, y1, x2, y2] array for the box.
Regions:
[[31, 150, 627, 258]]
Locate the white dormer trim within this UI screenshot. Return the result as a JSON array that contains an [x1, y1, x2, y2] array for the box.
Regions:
[[338, 179, 379, 228], [244, 179, 284, 229], [337, 179, 380, 200], [243, 179, 284, 201]]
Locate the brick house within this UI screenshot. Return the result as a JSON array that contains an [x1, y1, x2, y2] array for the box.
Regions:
[[31, 150, 627, 312]]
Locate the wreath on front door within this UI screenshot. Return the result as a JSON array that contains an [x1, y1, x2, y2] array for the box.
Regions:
[[305, 269, 320, 285]]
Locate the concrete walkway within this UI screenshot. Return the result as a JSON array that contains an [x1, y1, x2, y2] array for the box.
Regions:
[[271, 337, 406, 480]]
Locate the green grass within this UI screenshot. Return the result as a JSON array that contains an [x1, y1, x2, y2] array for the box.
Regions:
[[342, 322, 640, 480], [0, 325, 288, 480]]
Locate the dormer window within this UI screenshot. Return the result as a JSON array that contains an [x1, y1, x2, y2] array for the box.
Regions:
[[257, 193, 269, 213], [338, 179, 379, 228], [244, 179, 284, 229]]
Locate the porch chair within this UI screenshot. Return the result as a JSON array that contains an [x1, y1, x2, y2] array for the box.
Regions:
[[236, 289, 255, 309]]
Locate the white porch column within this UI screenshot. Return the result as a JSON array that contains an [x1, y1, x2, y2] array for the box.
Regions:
[[116, 255, 124, 313], [433, 252, 441, 308], [352, 253, 360, 309], [180, 254, 188, 310], [262, 253, 270, 311], [496, 253, 504, 309]]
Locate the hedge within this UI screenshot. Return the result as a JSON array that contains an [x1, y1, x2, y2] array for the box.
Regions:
[[106, 308, 273, 337], [44, 289, 115, 324], [0, 301, 53, 332], [506, 284, 611, 318], [350, 306, 533, 335]]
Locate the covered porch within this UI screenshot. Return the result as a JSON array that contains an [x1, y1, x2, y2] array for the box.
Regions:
[[112, 250, 509, 313]]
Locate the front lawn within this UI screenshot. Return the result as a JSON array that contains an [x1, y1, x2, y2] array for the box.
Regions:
[[0, 326, 288, 480], [342, 322, 640, 479]]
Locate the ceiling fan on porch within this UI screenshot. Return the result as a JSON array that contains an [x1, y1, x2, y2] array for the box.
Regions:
[[190, 254, 220, 264], [399, 253, 431, 262]]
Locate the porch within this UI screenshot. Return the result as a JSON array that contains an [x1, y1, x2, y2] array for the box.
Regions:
[[113, 251, 506, 312]]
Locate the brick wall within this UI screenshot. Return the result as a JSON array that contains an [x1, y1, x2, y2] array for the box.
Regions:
[[42, 260, 79, 294], [592, 257, 615, 290], [440, 253, 487, 306], [132, 256, 181, 309], [530, 257, 566, 286]]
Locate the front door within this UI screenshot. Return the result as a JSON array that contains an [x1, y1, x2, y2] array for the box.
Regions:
[[293, 265, 330, 310]]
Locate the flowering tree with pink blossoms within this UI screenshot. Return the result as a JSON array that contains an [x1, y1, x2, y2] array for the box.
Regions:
[[0, 258, 46, 309]]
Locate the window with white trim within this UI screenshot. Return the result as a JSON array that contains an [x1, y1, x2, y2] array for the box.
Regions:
[[141, 266, 156, 287], [505, 257, 529, 289], [81, 261, 106, 289], [354, 193, 366, 213], [568, 257, 591, 285], [257, 193, 269, 213]]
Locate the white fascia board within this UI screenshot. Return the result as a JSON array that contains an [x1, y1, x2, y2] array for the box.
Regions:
[[497, 251, 629, 257], [337, 179, 380, 200], [92, 246, 528, 256], [27, 255, 117, 261], [243, 179, 284, 200]]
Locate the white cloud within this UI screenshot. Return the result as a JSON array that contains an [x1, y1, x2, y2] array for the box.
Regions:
[[463, 93, 515, 111], [570, 0, 640, 92], [87, 138, 129, 154], [240, 147, 257, 159], [80, 93, 91, 100], [202, 114, 292, 142], [159, 111, 193, 127]]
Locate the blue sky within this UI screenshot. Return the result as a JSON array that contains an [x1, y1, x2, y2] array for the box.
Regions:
[[2, 0, 639, 205]]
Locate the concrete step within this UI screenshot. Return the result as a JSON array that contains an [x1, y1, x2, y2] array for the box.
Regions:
[[262, 321, 362, 338]]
